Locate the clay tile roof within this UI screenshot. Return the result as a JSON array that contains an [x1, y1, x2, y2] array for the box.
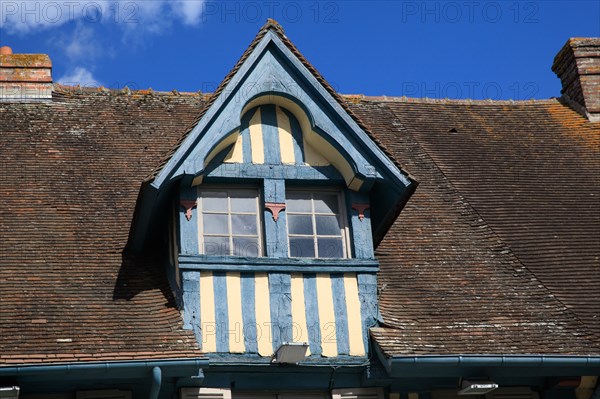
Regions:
[[345, 96, 600, 356], [0, 90, 206, 365]]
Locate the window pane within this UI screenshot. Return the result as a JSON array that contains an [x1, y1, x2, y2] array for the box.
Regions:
[[202, 191, 228, 212], [289, 237, 315, 258], [232, 214, 257, 235], [288, 215, 314, 235], [233, 237, 260, 257], [315, 215, 341, 236], [317, 238, 344, 258], [230, 192, 257, 212], [313, 194, 339, 214], [204, 236, 230, 256], [286, 193, 312, 213], [203, 213, 229, 234]]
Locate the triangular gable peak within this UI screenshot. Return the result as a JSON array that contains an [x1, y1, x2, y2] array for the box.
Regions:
[[130, 21, 414, 252], [153, 23, 410, 191]]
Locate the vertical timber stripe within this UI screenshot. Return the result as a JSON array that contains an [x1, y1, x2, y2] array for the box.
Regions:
[[316, 273, 338, 357], [249, 107, 264, 164], [199, 271, 216, 352], [194, 271, 367, 357], [268, 273, 292, 352], [330, 274, 350, 355], [240, 272, 258, 353], [240, 107, 254, 163], [212, 272, 229, 352], [260, 104, 281, 164], [281, 107, 305, 164], [276, 106, 295, 164], [254, 272, 272, 356], [226, 272, 244, 353], [344, 273, 366, 355], [290, 273, 310, 355], [303, 273, 322, 355]]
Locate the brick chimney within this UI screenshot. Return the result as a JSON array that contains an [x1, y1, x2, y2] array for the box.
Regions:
[[0, 46, 52, 101], [552, 38, 600, 122]]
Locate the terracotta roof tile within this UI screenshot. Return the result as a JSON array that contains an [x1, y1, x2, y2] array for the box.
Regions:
[[0, 90, 206, 365], [346, 97, 600, 356]]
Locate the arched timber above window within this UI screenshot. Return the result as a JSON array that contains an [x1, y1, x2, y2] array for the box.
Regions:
[[200, 95, 366, 190]]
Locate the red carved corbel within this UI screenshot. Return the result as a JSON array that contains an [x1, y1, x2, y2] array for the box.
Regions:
[[180, 200, 198, 221], [351, 203, 370, 221], [265, 202, 286, 221]]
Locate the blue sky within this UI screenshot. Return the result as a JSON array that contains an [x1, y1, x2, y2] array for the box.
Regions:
[[1, 1, 598, 99]]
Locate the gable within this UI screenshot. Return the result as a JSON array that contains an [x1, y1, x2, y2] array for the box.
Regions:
[[129, 22, 415, 252]]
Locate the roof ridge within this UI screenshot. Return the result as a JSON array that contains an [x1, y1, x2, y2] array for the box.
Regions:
[[345, 94, 561, 105]]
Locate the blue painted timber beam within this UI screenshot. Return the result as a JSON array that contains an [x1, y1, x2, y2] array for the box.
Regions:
[[178, 254, 379, 273]]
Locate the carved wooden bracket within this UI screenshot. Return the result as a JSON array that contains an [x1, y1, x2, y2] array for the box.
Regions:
[[351, 203, 370, 221], [180, 200, 198, 221], [265, 202, 286, 221]]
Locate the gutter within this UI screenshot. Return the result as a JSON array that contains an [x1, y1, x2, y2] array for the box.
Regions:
[[0, 358, 209, 398], [387, 355, 600, 378]]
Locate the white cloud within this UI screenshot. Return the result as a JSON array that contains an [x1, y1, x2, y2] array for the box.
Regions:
[[0, 0, 205, 34], [58, 67, 102, 87], [171, 0, 205, 26]]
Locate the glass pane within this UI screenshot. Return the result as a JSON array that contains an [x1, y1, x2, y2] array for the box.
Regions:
[[233, 237, 260, 257], [314, 193, 339, 214], [316, 215, 341, 236], [288, 215, 314, 235], [289, 237, 315, 258], [286, 193, 312, 213], [203, 213, 229, 234], [317, 238, 344, 258], [202, 191, 228, 212], [232, 214, 257, 235], [204, 236, 230, 256], [230, 191, 257, 212]]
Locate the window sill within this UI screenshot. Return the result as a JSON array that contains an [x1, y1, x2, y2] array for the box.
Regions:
[[178, 255, 379, 273]]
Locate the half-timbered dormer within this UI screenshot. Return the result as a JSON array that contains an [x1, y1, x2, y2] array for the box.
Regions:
[[130, 20, 415, 365]]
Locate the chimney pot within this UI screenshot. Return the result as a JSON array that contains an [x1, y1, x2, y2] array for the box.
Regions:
[[0, 46, 13, 55]]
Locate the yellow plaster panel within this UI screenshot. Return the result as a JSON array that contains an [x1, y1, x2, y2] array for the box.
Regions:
[[223, 133, 244, 163], [290, 273, 310, 355], [303, 140, 330, 167], [249, 107, 265, 164], [204, 129, 239, 167], [254, 272, 272, 356], [316, 273, 338, 357], [306, 130, 356, 188], [276, 106, 295, 164], [344, 273, 366, 356], [226, 272, 245, 353], [199, 272, 217, 353]]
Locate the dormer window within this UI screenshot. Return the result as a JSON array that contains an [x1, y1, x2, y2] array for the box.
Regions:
[[197, 187, 263, 257], [286, 189, 349, 259]]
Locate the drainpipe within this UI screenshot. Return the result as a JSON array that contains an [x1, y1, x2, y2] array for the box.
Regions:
[[149, 366, 162, 399]]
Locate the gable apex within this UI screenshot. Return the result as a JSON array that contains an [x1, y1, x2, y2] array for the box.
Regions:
[[151, 20, 411, 190]]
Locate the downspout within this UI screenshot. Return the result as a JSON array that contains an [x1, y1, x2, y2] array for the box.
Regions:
[[149, 366, 162, 399]]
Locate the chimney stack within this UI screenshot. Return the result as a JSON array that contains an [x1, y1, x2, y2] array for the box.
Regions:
[[552, 38, 600, 122], [0, 46, 53, 101]]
